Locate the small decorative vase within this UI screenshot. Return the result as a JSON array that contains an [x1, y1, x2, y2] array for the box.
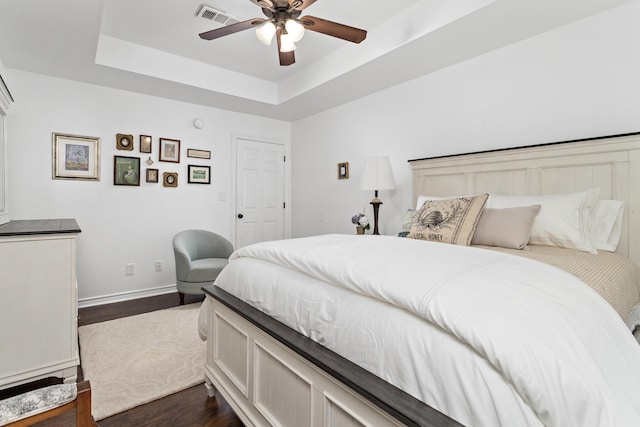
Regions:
[[356, 226, 366, 235]]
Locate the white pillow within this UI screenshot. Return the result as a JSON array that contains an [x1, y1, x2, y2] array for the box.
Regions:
[[591, 200, 624, 252], [486, 188, 600, 253]]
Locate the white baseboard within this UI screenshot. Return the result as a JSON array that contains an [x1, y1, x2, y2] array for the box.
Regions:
[[78, 284, 177, 308]]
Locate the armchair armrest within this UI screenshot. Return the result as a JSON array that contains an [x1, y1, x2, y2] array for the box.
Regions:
[[173, 245, 192, 281]]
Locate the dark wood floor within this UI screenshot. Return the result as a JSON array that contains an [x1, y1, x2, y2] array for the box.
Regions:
[[33, 292, 245, 427]]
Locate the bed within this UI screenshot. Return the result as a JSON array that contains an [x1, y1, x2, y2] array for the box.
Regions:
[[201, 132, 640, 427]]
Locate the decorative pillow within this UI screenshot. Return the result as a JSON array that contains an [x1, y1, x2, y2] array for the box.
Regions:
[[471, 205, 541, 249], [407, 194, 489, 245], [398, 209, 419, 237], [486, 188, 600, 253], [591, 200, 624, 252], [416, 194, 470, 210]]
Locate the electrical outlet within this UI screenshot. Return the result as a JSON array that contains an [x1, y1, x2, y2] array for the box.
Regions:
[[155, 261, 163, 272], [126, 263, 135, 276]]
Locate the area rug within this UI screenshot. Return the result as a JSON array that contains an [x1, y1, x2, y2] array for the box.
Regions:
[[78, 302, 206, 420]]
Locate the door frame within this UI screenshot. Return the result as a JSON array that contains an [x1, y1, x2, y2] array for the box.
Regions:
[[230, 133, 291, 248], [0, 72, 13, 226]]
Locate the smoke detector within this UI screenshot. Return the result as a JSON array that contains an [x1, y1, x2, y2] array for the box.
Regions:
[[196, 5, 241, 26]]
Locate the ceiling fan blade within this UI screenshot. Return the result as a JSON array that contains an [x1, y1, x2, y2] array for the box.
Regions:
[[199, 18, 265, 40], [276, 30, 295, 66], [250, 0, 276, 12], [288, 0, 317, 11], [301, 16, 367, 43]]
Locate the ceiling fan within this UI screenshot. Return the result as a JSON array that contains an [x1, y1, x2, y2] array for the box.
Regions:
[[199, 0, 367, 66]]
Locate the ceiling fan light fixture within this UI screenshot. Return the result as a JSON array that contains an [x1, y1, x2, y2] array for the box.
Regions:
[[279, 33, 296, 52], [199, 0, 368, 66], [256, 21, 276, 45], [285, 19, 305, 42]]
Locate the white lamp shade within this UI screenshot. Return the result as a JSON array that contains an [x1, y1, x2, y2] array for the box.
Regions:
[[279, 33, 296, 52], [361, 156, 396, 191], [256, 21, 276, 45], [285, 19, 305, 42]]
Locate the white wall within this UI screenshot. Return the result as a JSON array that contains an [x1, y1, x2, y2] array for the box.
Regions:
[[291, 1, 640, 238], [5, 70, 291, 305]]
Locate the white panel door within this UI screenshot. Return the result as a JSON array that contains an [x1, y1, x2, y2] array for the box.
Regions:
[[236, 138, 285, 248], [0, 112, 8, 225]]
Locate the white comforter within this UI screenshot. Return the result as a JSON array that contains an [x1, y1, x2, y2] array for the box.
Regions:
[[214, 234, 640, 426]]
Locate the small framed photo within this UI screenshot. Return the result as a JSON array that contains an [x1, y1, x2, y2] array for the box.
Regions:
[[113, 156, 140, 186], [338, 162, 349, 179], [146, 168, 159, 183], [163, 172, 178, 188], [188, 165, 211, 184], [187, 148, 211, 159], [116, 133, 134, 151], [159, 138, 180, 163], [140, 135, 152, 153], [52, 133, 100, 181]]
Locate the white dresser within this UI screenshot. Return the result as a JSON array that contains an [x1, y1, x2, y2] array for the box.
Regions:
[[0, 219, 81, 389]]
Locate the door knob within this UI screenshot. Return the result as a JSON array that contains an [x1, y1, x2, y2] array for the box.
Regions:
[[237, 213, 244, 219]]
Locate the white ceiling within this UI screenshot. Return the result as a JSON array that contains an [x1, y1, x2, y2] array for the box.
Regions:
[[0, 0, 630, 120]]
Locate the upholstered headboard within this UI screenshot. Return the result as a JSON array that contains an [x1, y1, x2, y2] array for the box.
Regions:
[[409, 133, 640, 266]]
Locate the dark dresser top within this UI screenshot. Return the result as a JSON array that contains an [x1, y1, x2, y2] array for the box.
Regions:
[[0, 219, 81, 236]]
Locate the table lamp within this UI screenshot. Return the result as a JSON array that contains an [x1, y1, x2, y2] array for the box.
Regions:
[[361, 156, 396, 235]]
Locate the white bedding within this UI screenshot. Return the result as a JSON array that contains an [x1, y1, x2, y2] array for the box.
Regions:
[[210, 234, 640, 427]]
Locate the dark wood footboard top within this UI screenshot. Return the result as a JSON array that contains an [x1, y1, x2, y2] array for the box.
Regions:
[[204, 285, 464, 427], [0, 219, 81, 236]]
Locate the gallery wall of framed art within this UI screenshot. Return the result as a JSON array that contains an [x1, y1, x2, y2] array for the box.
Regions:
[[50, 131, 214, 189]]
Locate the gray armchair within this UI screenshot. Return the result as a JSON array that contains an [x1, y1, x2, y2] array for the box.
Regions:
[[173, 229, 234, 305]]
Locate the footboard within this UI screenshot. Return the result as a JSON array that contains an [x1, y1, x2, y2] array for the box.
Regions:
[[203, 286, 462, 427]]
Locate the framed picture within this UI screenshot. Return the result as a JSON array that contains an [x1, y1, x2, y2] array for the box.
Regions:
[[188, 165, 211, 184], [146, 168, 159, 183], [116, 133, 134, 151], [113, 156, 140, 186], [52, 132, 100, 180], [140, 135, 152, 153], [338, 162, 349, 179], [163, 172, 178, 188], [159, 138, 180, 163], [187, 148, 211, 159]]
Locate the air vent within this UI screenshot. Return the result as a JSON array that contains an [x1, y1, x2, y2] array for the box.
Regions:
[[196, 5, 242, 26]]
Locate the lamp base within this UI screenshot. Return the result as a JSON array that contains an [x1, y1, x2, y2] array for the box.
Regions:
[[370, 199, 382, 235]]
